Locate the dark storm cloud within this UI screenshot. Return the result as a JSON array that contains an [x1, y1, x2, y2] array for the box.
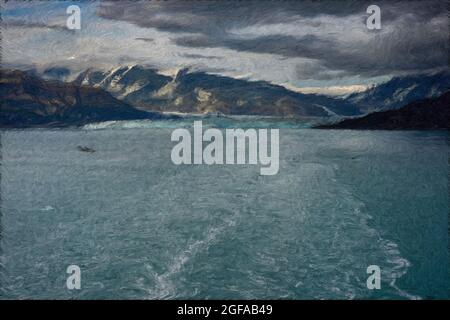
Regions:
[[97, 0, 444, 30], [135, 37, 155, 43], [180, 53, 222, 60], [97, 0, 448, 79], [174, 34, 332, 58]]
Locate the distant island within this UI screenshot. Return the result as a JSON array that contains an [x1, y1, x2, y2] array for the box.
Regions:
[[315, 92, 449, 130]]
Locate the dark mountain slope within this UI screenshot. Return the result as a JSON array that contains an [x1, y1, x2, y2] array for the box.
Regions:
[[316, 91, 450, 130], [0, 69, 169, 128], [344, 71, 450, 113]]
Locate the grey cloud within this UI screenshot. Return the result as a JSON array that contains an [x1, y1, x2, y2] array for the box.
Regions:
[[174, 34, 332, 56], [98, 0, 444, 30], [4, 19, 74, 33], [295, 62, 349, 81], [180, 53, 222, 60], [135, 37, 155, 43], [97, 0, 448, 79]]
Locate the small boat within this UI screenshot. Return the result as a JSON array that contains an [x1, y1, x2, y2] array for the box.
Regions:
[[77, 146, 95, 153]]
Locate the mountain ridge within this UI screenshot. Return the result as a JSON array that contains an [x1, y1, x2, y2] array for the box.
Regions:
[[316, 91, 450, 130], [0, 69, 172, 128], [11, 65, 450, 127], [344, 71, 450, 113], [71, 66, 450, 118], [72, 66, 362, 118]]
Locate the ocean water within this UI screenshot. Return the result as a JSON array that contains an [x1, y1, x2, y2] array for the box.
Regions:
[[0, 120, 448, 299]]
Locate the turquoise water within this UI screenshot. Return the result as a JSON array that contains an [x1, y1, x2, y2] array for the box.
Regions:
[[0, 120, 448, 299]]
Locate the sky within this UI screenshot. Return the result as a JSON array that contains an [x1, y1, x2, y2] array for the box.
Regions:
[[2, 0, 448, 95]]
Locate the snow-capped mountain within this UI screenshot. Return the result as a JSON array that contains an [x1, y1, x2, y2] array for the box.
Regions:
[[41, 65, 450, 118], [73, 65, 172, 106], [318, 91, 450, 130], [344, 71, 450, 113], [73, 65, 361, 118]]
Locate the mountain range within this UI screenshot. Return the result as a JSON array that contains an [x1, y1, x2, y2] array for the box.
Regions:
[[0, 69, 170, 128], [2, 65, 449, 128], [316, 91, 450, 130], [72, 65, 362, 117], [71, 66, 449, 117], [345, 71, 450, 113]]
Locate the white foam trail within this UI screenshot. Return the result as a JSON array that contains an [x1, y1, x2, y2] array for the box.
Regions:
[[147, 214, 238, 299], [327, 165, 421, 300], [382, 240, 422, 300]]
